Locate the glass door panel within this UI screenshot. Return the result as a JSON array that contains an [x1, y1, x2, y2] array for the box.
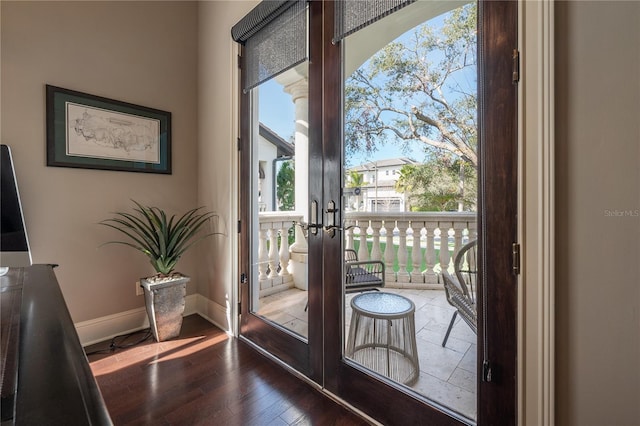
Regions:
[[239, 56, 314, 375], [249, 64, 310, 341], [341, 1, 478, 421]]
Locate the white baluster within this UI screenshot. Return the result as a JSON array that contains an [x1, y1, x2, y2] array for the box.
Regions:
[[370, 220, 382, 261], [358, 220, 369, 261], [384, 221, 396, 283], [258, 228, 269, 282], [424, 222, 438, 284], [410, 222, 424, 283], [279, 225, 290, 277], [453, 221, 466, 259], [396, 221, 410, 283], [268, 228, 279, 279], [345, 217, 355, 250], [438, 222, 453, 275]]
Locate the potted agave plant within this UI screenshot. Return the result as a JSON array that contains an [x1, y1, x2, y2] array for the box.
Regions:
[[100, 200, 216, 342]]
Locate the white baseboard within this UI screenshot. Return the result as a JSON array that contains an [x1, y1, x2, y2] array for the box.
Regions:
[[75, 306, 149, 347], [76, 294, 230, 347], [192, 294, 233, 334]]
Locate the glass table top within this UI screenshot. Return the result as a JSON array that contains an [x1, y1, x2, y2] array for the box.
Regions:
[[351, 292, 414, 315]]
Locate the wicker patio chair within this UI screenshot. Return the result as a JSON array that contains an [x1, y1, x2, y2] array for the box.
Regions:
[[442, 239, 477, 347]]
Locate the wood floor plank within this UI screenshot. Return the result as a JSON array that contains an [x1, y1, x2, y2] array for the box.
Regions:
[[86, 315, 369, 425]]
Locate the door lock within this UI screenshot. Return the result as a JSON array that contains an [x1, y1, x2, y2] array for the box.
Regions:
[[307, 200, 322, 235], [324, 200, 339, 237]]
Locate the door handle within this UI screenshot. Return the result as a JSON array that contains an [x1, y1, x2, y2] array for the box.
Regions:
[[324, 200, 339, 237], [308, 200, 322, 235]]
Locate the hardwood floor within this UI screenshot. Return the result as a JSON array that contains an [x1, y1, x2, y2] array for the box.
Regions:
[[86, 315, 369, 426]]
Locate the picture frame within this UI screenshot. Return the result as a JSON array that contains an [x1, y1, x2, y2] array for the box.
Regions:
[[46, 85, 171, 174]]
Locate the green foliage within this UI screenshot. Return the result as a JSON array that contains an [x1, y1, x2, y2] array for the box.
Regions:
[[345, 3, 477, 166], [395, 156, 477, 212], [100, 200, 217, 275], [276, 160, 295, 211], [346, 171, 366, 188]]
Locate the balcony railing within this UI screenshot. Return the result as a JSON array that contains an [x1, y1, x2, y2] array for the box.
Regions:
[[256, 212, 302, 297], [257, 211, 476, 296], [345, 212, 476, 288]]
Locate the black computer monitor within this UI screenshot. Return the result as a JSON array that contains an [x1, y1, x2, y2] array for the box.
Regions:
[[1, 144, 32, 274]]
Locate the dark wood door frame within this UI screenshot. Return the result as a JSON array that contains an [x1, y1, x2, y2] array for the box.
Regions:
[[477, 1, 519, 423], [307, 0, 325, 384]]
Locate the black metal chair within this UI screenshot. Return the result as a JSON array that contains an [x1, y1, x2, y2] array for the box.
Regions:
[[442, 239, 477, 347], [305, 249, 385, 312], [344, 249, 385, 293]]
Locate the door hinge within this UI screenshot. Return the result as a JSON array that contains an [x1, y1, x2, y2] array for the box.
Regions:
[[512, 242, 521, 275], [482, 360, 492, 382], [238, 273, 247, 312], [237, 137, 242, 151], [237, 220, 241, 233], [237, 54, 242, 69], [512, 49, 520, 84]]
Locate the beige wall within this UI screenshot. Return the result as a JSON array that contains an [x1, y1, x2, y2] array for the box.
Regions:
[[195, 0, 256, 332], [555, 1, 640, 425], [1, 1, 199, 322]]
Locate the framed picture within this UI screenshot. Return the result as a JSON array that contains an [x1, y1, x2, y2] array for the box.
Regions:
[[46, 85, 171, 174]]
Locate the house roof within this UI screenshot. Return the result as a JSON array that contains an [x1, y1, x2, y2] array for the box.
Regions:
[[259, 124, 295, 157], [349, 157, 418, 172]]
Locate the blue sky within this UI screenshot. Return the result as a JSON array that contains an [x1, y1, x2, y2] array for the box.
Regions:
[[258, 80, 295, 142]]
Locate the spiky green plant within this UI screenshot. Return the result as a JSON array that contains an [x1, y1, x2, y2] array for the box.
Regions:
[[100, 200, 216, 276]]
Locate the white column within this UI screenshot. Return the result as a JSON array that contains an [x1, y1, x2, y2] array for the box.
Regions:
[[283, 78, 309, 222], [278, 69, 310, 291]]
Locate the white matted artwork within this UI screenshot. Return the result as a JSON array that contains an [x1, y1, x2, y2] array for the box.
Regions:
[[66, 103, 161, 164], [46, 85, 171, 174]]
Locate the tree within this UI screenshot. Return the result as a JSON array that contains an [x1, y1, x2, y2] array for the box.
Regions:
[[276, 160, 295, 211], [395, 156, 477, 212], [345, 3, 477, 167], [346, 171, 367, 211], [346, 170, 366, 188]]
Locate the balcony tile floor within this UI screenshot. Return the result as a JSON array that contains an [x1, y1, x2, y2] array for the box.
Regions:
[[257, 287, 477, 421]]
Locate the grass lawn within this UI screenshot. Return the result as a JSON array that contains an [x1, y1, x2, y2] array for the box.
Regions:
[[352, 240, 452, 273]]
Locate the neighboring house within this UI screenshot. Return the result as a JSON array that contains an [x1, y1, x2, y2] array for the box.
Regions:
[[347, 157, 417, 212], [257, 124, 294, 212]]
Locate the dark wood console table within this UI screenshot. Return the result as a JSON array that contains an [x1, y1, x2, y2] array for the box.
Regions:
[[0, 265, 112, 425]]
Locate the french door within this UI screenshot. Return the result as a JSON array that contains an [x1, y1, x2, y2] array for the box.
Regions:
[[237, 0, 323, 382], [237, 1, 517, 424]]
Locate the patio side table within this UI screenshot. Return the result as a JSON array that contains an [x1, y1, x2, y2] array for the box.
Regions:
[[346, 292, 420, 385]]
